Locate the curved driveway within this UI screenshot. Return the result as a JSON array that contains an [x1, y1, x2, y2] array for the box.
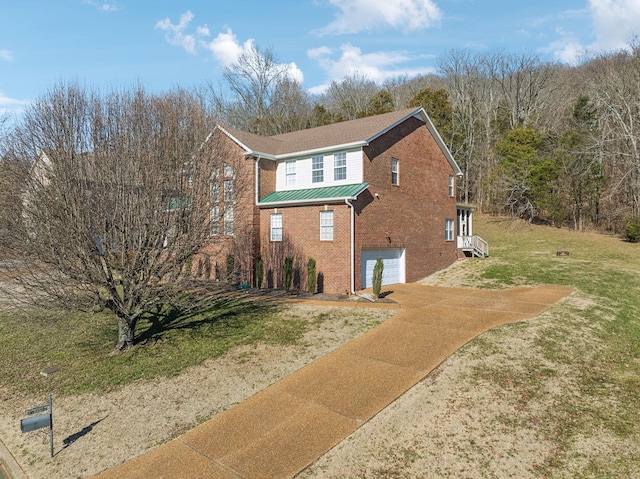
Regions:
[[93, 283, 572, 479]]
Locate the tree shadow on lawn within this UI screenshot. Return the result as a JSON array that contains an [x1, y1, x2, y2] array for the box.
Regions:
[[134, 289, 281, 346]]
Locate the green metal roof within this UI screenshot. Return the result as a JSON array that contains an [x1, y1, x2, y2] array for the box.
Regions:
[[259, 182, 369, 207]]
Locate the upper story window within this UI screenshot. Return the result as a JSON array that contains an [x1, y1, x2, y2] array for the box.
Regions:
[[270, 213, 283, 241], [210, 181, 219, 202], [224, 180, 234, 202], [391, 158, 399, 185], [312, 155, 324, 183], [224, 163, 234, 178], [334, 152, 347, 181], [449, 175, 455, 197], [285, 160, 296, 186], [320, 210, 334, 240]]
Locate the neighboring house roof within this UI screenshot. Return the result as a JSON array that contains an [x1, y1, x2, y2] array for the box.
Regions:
[[217, 107, 463, 176], [258, 182, 369, 207]]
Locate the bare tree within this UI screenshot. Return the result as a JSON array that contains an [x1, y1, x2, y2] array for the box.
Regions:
[[211, 45, 309, 135], [2, 82, 232, 352], [583, 45, 640, 226], [321, 73, 379, 121]]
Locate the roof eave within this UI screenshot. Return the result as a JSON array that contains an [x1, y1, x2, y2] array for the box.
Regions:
[[366, 107, 463, 177], [249, 141, 368, 161]]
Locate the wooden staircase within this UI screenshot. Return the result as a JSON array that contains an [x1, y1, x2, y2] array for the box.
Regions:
[[460, 235, 489, 258]]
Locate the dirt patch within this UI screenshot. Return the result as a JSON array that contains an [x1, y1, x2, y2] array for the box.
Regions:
[[0, 304, 393, 479]]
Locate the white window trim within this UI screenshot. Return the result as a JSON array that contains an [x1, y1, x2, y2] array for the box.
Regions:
[[210, 205, 220, 236], [224, 205, 234, 236], [271, 213, 283, 242], [285, 160, 296, 186], [392, 158, 399, 185], [312, 155, 324, 183], [449, 175, 455, 197], [445, 219, 454, 241], [320, 210, 334, 241], [333, 152, 346, 181]]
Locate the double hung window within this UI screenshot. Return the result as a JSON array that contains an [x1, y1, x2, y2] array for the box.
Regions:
[[391, 158, 399, 185], [334, 152, 346, 181], [312, 156, 324, 183], [285, 160, 296, 186], [271, 213, 283, 241], [445, 219, 454, 241], [320, 211, 334, 240]]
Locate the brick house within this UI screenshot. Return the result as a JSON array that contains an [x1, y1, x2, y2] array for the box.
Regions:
[[199, 107, 464, 294]]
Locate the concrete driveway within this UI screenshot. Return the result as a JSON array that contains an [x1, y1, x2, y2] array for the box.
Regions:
[[92, 282, 572, 479]]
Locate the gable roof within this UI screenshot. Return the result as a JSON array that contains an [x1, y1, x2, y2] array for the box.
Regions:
[[217, 107, 462, 176]]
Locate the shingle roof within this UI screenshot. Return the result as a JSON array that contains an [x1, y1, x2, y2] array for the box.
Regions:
[[217, 107, 462, 176], [221, 108, 423, 158], [258, 182, 369, 207]]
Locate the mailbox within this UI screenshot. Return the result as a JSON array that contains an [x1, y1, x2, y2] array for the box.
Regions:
[[20, 413, 51, 433]]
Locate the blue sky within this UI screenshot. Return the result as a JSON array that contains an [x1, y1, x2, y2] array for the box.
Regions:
[[2, 0, 640, 116]]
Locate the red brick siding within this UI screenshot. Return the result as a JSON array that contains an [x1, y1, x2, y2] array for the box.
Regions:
[[353, 117, 458, 289], [196, 138, 259, 283], [259, 204, 351, 294]]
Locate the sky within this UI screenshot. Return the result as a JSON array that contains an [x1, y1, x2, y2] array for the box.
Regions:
[[2, 0, 640, 117]]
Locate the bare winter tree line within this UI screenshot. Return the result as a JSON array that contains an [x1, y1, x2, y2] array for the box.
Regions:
[[209, 43, 640, 233], [2, 42, 640, 350]]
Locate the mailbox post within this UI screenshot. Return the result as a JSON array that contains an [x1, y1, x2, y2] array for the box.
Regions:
[[20, 394, 53, 458]]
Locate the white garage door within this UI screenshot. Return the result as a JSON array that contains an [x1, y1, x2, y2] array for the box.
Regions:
[[361, 248, 406, 289]]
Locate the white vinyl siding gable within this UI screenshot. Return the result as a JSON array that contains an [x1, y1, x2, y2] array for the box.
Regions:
[[275, 148, 363, 191]]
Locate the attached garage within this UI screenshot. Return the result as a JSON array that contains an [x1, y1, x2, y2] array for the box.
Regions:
[[361, 248, 406, 289]]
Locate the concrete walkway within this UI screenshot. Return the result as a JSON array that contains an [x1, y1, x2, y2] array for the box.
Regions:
[[93, 283, 572, 479]]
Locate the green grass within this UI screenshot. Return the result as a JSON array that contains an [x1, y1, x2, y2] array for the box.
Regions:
[[0, 293, 327, 397], [461, 216, 640, 476]]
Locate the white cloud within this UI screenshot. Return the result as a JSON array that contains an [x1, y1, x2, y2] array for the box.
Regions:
[[285, 62, 305, 84], [201, 28, 304, 83], [589, 0, 640, 50], [0, 49, 13, 62], [317, 0, 442, 35], [82, 1, 119, 12], [155, 11, 199, 55], [551, 0, 640, 63], [308, 43, 434, 87], [202, 28, 254, 67], [0, 90, 29, 115]]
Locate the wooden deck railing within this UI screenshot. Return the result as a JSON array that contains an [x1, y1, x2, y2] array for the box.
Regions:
[[459, 235, 489, 257]]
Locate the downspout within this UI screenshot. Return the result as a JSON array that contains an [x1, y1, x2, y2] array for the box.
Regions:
[[254, 156, 261, 205], [345, 198, 355, 295]]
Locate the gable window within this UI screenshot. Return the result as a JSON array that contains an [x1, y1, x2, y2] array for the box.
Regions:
[[445, 219, 454, 241], [391, 158, 399, 185], [224, 205, 234, 236], [334, 152, 347, 181], [312, 155, 324, 183], [448, 175, 455, 197], [320, 210, 334, 240], [285, 160, 296, 186], [224, 163, 234, 178], [210, 205, 219, 236], [270, 213, 283, 241]]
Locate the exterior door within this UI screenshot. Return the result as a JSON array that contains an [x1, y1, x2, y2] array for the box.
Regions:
[[361, 248, 405, 289]]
